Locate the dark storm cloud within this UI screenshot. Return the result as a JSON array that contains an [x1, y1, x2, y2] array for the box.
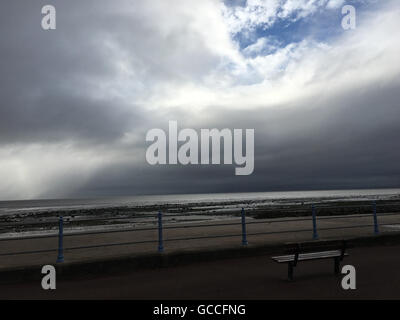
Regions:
[[0, 1, 139, 144], [0, 0, 225, 146], [67, 79, 400, 198]]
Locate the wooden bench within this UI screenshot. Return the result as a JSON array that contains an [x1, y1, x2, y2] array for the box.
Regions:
[[271, 240, 349, 280]]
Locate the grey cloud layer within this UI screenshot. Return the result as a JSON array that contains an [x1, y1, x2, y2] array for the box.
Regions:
[[71, 80, 400, 198], [0, 0, 399, 199]]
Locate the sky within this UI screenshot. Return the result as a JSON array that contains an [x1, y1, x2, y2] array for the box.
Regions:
[[0, 0, 399, 200]]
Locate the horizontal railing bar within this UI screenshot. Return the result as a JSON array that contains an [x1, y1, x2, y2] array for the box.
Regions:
[[317, 214, 373, 220], [0, 248, 57, 256], [318, 224, 374, 231], [0, 239, 159, 256], [246, 217, 312, 224], [63, 226, 158, 237], [163, 233, 242, 242], [163, 221, 241, 229], [247, 228, 313, 236], [63, 239, 158, 251]]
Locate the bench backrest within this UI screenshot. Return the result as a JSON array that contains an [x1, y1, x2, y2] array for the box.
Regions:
[[284, 240, 348, 265]]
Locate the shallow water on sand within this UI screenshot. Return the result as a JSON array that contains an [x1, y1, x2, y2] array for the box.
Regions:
[[1, 188, 400, 216]]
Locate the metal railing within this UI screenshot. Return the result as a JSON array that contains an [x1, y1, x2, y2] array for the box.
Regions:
[[1, 200, 400, 262]]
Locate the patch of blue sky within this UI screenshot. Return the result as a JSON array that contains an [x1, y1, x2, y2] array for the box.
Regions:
[[232, 0, 380, 57]]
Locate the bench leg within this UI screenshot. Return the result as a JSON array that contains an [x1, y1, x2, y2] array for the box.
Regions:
[[334, 257, 340, 275], [288, 262, 294, 281]]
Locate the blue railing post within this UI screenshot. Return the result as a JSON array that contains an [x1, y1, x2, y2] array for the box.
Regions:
[[373, 201, 379, 234], [241, 208, 248, 246], [158, 211, 164, 252], [312, 204, 319, 240], [56, 216, 64, 263]]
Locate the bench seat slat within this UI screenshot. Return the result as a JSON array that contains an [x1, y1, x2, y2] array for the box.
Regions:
[[272, 250, 341, 261], [271, 250, 348, 263]]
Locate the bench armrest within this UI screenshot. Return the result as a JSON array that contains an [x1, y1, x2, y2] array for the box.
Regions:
[[340, 240, 347, 261], [293, 244, 300, 266]]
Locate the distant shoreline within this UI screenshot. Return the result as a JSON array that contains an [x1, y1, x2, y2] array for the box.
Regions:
[[1, 189, 400, 237]]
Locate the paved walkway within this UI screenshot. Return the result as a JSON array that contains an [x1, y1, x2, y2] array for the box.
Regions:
[[1, 243, 400, 299], [1, 213, 400, 270]]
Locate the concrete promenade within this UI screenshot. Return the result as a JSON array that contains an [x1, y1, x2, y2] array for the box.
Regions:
[[1, 212, 400, 271], [2, 243, 400, 299]]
